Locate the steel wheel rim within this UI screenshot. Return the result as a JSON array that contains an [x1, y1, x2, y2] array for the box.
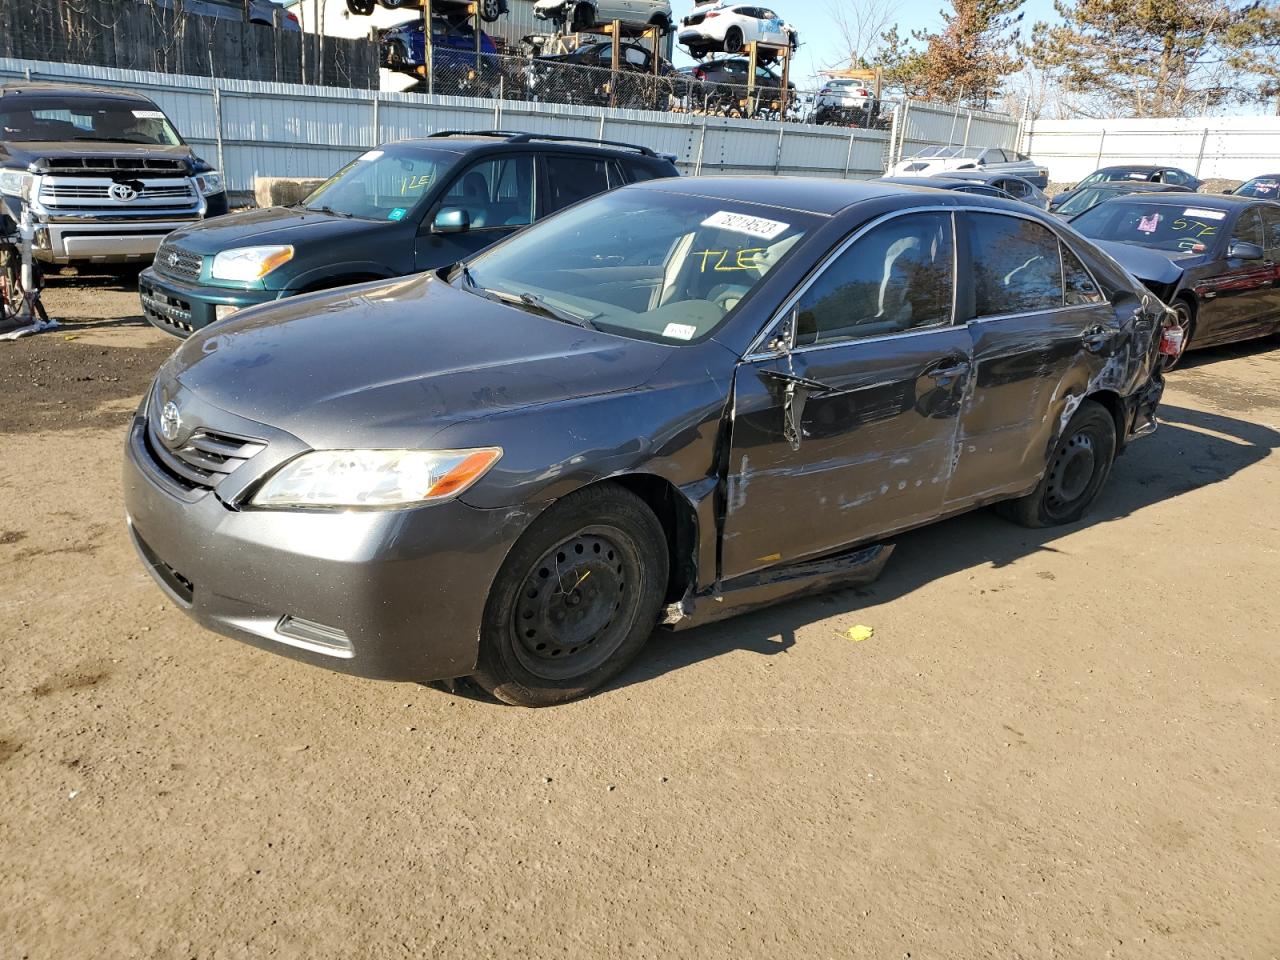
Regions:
[[1045, 429, 1098, 517], [511, 525, 643, 681]]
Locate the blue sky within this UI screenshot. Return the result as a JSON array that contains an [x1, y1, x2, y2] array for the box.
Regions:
[[667, 0, 1060, 86]]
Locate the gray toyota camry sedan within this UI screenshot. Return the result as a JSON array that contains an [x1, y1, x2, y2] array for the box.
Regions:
[[124, 178, 1168, 706]]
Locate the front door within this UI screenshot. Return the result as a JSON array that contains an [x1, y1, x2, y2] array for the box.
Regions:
[[947, 211, 1119, 504], [1195, 205, 1277, 345], [720, 211, 972, 580], [415, 153, 536, 270]]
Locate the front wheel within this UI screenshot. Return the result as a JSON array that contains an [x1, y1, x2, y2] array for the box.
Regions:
[[471, 484, 669, 707], [478, 0, 505, 21], [996, 399, 1117, 528], [1163, 300, 1194, 370]]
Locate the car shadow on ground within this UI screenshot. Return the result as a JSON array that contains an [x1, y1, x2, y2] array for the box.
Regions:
[[613, 403, 1279, 694], [43, 265, 144, 292], [1178, 336, 1278, 369]]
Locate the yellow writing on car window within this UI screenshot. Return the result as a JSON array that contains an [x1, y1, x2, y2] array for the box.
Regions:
[[1171, 218, 1217, 238], [693, 248, 767, 272], [400, 173, 433, 194]]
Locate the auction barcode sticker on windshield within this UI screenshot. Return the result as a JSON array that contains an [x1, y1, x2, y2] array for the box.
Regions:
[[132, 110, 165, 119], [702, 210, 790, 240], [662, 323, 698, 341], [1182, 208, 1227, 221]]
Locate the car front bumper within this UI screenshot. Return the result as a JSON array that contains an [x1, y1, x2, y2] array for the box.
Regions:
[[138, 267, 282, 338], [123, 412, 532, 682]]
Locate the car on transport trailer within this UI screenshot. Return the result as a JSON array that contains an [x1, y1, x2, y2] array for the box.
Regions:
[[124, 177, 1168, 707]]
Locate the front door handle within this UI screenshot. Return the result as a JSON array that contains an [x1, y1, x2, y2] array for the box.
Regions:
[[926, 359, 971, 380], [1082, 325, 1111, 351]]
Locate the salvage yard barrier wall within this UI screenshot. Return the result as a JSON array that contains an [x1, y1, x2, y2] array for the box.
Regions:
[[1022, 116, 1280, 186], [0, 57, 1020, 198]]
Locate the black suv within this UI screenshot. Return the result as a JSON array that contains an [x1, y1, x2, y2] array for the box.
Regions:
[[138, 131, 679, 337]]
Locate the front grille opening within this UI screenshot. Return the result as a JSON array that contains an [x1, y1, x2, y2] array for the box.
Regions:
[[142, 419, 265, 493], [130, 527, 195, 605], [154, 242, 203, 282]]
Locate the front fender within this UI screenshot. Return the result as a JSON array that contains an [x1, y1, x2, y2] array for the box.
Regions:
[[280, 262, 398, 293]]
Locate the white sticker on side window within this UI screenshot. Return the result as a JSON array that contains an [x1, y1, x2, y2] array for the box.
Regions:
[[701, 210, 790, 240], [1181, 208, 1227, 221], [357, 150, 384, 162], [131, 110, 165, 119], [662, 322, 697, 341]]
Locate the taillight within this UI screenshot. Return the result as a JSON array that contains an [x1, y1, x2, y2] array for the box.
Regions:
[[694, 67, 706, 79], [705, 10, 719, 17], [286, 12, 298, 22]]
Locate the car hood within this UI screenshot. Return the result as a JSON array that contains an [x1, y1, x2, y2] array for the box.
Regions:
[[1, 140, 195, 171], [162, 206, 392, 254], [1091, 239, 1207, 286], [163, 273, 675, 449]]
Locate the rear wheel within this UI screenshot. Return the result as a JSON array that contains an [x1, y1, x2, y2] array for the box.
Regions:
[[724, 26, 744, 53], [478, 0, 505, 22], [997, 399, 1117, 528], [471, 484, 668, 707]]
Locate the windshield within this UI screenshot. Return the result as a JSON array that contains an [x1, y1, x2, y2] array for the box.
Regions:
[[460, 190, 817, 343], [913, 146, 981, 160], [1056, 186, 1115, 216], [0, 98, 182, 145], [1234, 176, 1280, 198], [302, 146, 457, 220], [1079, 168, 1153, 187], [1071, 201, 1227, 253]]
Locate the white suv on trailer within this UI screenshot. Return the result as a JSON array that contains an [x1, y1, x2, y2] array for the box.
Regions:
[[533, 0, 674, 33], [678, 3, 797, 58]]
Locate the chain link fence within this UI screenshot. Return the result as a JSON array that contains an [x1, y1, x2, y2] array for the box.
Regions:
[[386, 52, 896, 130]]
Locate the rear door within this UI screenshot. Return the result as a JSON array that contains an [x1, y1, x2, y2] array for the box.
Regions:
[[720, 210, 972, 578], [946, 210, 1117, 505]]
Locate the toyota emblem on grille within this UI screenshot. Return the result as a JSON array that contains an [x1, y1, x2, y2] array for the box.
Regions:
[[109, 182, 138, 202], [166, 251, 180, 268], [159, 401, 182, 444]]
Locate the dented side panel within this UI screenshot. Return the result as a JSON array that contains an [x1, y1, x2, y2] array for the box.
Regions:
[[719, 326, 972, 581]]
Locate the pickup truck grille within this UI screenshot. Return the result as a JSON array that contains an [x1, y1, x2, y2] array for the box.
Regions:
[[36, 176, 200, 216], [154, 242, 203, 282], [39, 156, 189, 176], [144, 417, 266, 493]]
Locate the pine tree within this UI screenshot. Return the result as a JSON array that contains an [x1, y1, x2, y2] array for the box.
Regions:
[[1026, 0, 1280, 116]]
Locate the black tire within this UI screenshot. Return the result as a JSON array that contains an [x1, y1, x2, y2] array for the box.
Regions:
[[724, 26, 744, 53], [346, 0, 375, 14], [996, 399, 1117, 528], [471, 484, 669, 707], [376, 0, 407, 8], [1163, 299, 1195, 370], [478, 0, 505, 22]]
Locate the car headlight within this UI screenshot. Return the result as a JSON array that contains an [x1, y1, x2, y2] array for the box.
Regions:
[[0, 168, 33, 199], [195, 170, 225, 196], [252, 448, 503, 509], [210, 245, 294, 282]]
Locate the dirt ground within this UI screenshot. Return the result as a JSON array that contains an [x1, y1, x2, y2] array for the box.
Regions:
[[2, 271, 1278, 960]]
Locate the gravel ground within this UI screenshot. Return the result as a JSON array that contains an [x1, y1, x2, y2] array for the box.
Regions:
[[2, 273, 1278, 959]]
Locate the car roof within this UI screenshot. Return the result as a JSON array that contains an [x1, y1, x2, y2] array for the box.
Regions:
[[1096, 164, 1189, 175], [0, 82, 157, 105], [1092, 182, 1190, 193], [632, 176, 1024, 216], [938, 170, 1032, 184], [877, 176, 1006, 192], [1095, 191, 1262, 210], [386, 134, 667, 163]]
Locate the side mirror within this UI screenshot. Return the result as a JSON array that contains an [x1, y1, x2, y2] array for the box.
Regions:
[[1227, 240, 1264, 261], [432, 207, 470, 235]]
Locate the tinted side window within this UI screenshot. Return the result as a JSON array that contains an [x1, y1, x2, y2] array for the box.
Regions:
[[1260, 207, 1280, 257], [794, 212, 954, 347], [968, 213, 1065, 316], [545, 155, 612, 213], [1062, 243, 1104, 305], [1231, 208, 1265, 250], [441, 155, 534, 229]]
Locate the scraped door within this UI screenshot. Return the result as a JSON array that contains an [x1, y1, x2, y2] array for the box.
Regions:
[[719, 211, 971, 580]]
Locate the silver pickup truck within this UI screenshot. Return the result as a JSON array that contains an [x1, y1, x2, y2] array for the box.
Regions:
[[0, 82, 227, 265]]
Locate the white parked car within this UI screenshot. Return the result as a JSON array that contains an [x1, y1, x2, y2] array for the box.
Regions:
[[815, 78, 873, 111], [887, 146, 1049, 189], [533, 0, 674, 33], [678, 3, 798, 58]]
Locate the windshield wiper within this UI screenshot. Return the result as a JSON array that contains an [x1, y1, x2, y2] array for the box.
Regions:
[[459, 262, 478, 287], [475, 287, 599, 330], [516, 292, 599, 330], [310, 204, 354, 218]]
